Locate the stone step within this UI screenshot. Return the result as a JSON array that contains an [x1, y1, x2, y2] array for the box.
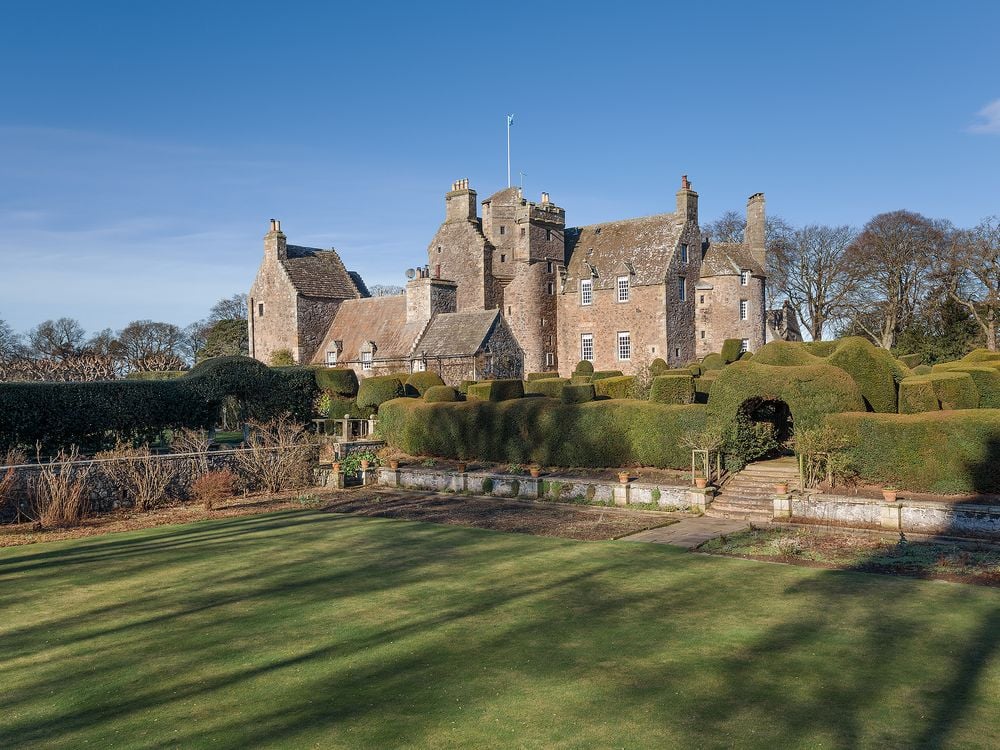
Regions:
[[738, 468, 800, 480], [706, 503, 773, 522], [712, 495, 773, 510]]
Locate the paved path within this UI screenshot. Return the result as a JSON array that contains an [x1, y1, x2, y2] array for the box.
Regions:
[[620, 517, 750, 549]]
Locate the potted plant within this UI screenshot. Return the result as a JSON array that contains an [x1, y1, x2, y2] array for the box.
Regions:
[[529, 465, 541, 478], [694, 475, 708, 489], [618, 470, 630, 484], [457, 461, 467, 473], [388, 458, 399, 470], [775, 481, 789, 495], [360, 458, 370, 470], [882, 486, 898, 503], [332, 461, 341, 474]]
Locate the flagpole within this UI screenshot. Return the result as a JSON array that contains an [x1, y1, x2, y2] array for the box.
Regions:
[[506, 114, 513, 188]]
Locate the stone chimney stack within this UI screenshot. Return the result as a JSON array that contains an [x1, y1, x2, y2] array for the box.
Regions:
[[746, 193, 766, 269], [675, 175, 698, 224], [445, 178, 477, 223], [264, 218, 287, 261], [405, 276, 458, 324]]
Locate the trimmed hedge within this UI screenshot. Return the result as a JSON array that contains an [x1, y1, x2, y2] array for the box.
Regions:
[[963, 349, 1000, 363], [525, 372, 556, 381], [325, 396, 373, 419], [687, 363, 703, 377], [701, 353, 724, 371], [591, 370, 624, 381], [467, 379, 525, 402], [825, 410, 1000, 493], [524, 377, 568, 399], [708, 361, 865, 430], [593, 375, 635, 400], [0, 356, 317, 451], [801, 341, 839, 357], [649, 374, 694, 404], [424, 385, 460, 402], [649, 358, 670, 376], [561, 383, 595, 403], [574, 360, 595, 375], [753, 341, 823, 367], [720, 339, 743, 365], [404, 371, 445, 397], [570, 375, 593, 384], [313, 367, 359, 396], [378, 397, 708, 469], [898, 372, 979, 413], [125, 370, 187, 381], [913, 364, 933, 375], [898, 353, 923, 369], [824, 337, 902, 413], [458, 380, 477, 395], [356, 375, 406, 410], [931, 364, 1000, 408]]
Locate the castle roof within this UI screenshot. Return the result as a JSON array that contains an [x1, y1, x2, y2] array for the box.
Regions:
[[563, 213, 684, 288], [412, 310, 501, 358], [481, 186, 523, 206], [281, 245, 366, 299], [314, 294, 423, 362], [700, 241, 764, 277]]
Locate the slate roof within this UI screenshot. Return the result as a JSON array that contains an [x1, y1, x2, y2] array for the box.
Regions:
[[412, 310, 500, 357], [700, 241, 764, 277], [314, 294, 424, 362], [281, 245, 364, 299], [564, 213, 684, 289]]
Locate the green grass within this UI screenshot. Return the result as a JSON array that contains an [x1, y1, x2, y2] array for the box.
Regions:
[[2, 512, 1000, 748]]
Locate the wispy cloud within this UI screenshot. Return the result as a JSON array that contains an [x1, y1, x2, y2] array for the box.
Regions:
[[969, 99, 1000, 134]]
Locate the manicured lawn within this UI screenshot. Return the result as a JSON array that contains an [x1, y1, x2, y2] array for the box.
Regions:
[[2, 512, 1000, 748]]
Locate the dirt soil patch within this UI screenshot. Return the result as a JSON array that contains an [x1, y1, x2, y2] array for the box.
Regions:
[[324, 489, 678, 540], [698, 526, 1000, 587]]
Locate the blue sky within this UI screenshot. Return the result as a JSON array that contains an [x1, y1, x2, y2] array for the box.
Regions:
[[1, 0, 998, 333]]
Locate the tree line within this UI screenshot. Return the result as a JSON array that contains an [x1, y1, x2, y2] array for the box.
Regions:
[[704, 210, 1000, 362], [0, 294, 249, 382]]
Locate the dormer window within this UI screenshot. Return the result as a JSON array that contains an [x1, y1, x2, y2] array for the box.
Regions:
[[741, 269, 751, 286], [580, 279, 593, 305], [617, 275, 630, 303]]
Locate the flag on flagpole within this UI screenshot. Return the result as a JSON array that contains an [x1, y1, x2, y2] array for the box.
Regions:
[[507, 114, 514, 127]]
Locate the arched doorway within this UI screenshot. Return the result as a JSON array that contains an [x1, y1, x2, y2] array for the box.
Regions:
[[728, 397, 794, 467]]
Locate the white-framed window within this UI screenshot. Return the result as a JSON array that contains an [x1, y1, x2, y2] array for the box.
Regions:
[[545, 352, 554, 366], [411, 359, 425, 373], [580, 279, 593, 306], [617, 331, 631, 361], [740, 269, 751, 286], [581, 333, 594, 362], [740, 339, 750, 353], [617, 275, 630, 303], [739, 299, 749, 320], [361, 351, 373, 372], [325, 350, 338, 365], [680, 243, 689, 263], [678, 276, 686, 302]]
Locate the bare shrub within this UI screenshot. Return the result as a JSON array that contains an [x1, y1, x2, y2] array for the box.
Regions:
[[774, 536, 803, 557], [170, 428, 213, 475], [191, 469, 236, 510], [1, 448, 27, 518], [233, 416, 315, 493], [33, 447, 92, 528], [97, 441, 174, 511]]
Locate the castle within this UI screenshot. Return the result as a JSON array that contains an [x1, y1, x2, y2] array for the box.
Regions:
[[248, 176, 798, 381]]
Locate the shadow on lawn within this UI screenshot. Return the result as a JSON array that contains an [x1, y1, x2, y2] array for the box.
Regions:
[[1, 510, 999, 747]]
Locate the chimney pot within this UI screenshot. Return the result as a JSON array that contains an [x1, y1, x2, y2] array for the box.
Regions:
[[541, 191, 550, 204]]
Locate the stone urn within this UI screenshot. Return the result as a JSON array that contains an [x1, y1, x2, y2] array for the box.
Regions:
[[882, 487, 898, 503], [694, 476, 708, 489], [529, 466, 541, 478], [618, 471, 630, 484]]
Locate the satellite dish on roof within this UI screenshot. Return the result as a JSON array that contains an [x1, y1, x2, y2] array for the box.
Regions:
[[405, 268, 416, 280]]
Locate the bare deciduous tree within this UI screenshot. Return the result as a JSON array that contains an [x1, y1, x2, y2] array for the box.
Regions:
[[843, 210, 947, 349], [770, 224, 858, 340], [27, 318, 86, 361], [117, 320, 186, 370], [209, 293, 248, 322], [939, 216, 1000, 350], [368, 284, 405, 298]]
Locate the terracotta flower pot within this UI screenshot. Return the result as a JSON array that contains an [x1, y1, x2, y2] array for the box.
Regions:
[[775, 482, 789, 495], [882, 488, 898, 503], [332, 462, 341, 474], [618, 472, 630, 484], [530, 466, 541, 478], [360, 459, 370, 470], [457, 462, 467, 473], [389, 460, 399, 470], [694, 476, 707, 489]]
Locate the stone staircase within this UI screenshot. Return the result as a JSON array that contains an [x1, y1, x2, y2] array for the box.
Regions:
[[707, 457, 800, 522]]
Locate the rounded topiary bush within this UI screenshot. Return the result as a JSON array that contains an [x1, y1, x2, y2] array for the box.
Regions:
[[356, 375, 406, 410], [752, 341, 823, 367], [561, 383, 595, 404], [649, 358, 670, 377], [720, 339, 743, 365], [404, 371, 445, 397], [701, 353, 724, 371], [313, 367, 359, 397], [424, 385, 459, 402], [649, 374, 694, 404], [932, 364, 1000, 408], [574, 360, 594, 375], [898, 372, 979, 413]]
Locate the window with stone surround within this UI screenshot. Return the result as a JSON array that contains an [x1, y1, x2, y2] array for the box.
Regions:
[[547, 260, 552, 273], [581, 333, 594, 362], [739, 299, 749, 320], [740, 339, 749, 353], [678, 276, 686, 302], [680, 243, 689, 263], [617, 276, 630, 303], [546, 229, 552, 241], [411, 359, 426, 373], [545, 352, 554, 366], [258, 303, 265, 317], [547, 282, 554, 295], [700, 330, 706, 339], [326, 350, 338, 365], [580, 279, 593, 305], [617, 331, 631, 361], [361, 351, 372, 372], [500, 225, 506, 235], [741, 269, 751, 286]]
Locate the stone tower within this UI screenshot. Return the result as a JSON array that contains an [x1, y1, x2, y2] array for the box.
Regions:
[[481, 187, 566, 374], [746, 192, 766, 271]]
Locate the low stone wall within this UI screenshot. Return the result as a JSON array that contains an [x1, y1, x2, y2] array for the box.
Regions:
[[376, 466, 704, 511], [778, 492, 1000, 540]]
